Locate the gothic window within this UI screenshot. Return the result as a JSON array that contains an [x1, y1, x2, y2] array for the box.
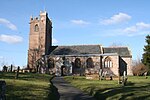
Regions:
[[74, 58, 81, 68], [34, 24, 39, 32], [48, 58, 54, 68], [104, 57, 113, 68], [86, 58, 94, 68]]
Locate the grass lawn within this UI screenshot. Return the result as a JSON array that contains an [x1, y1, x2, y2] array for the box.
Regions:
[[64, 76, 150, 100], [0, 72, 55, 100]]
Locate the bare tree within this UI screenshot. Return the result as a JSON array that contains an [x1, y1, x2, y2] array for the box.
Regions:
[[109, 42, 124, 47], [132, 58, 148, 76]]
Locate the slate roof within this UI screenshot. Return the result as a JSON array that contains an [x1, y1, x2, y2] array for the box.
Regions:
[[103, 47, 132, 57], [50, 45, 102, 55]]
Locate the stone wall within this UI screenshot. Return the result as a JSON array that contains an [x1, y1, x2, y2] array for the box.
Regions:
[[122, 57, 133, 75], [44, 54, 132, 77], [102, 55, 119, 76], [47, 55, 121, 76]]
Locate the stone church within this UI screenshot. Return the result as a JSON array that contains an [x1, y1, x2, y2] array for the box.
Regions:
[[27, 11, 133, 77]]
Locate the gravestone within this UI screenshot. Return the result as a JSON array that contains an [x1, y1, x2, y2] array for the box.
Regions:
[[10, 64, 13, 72], [15, 66, 20, 79], [118, 71, 127, 86], [122, 71, 127, 86], [0, 81, 6, 100]]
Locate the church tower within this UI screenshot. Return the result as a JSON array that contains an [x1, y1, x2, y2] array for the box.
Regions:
[[27, 11, 52, 69]]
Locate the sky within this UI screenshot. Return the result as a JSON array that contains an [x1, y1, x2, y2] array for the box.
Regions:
[[0, 0, 150, 69]]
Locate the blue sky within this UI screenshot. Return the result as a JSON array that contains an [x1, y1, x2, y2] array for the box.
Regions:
[[0, 0, 149, 69]]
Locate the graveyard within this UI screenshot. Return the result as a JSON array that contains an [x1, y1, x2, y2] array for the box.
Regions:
[[64, 76, 150, 100], [0, 72, 55, 100], [0, 72, 149, 100]]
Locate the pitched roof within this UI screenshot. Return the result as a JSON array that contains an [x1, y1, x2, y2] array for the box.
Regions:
[[50, 45, 102, 55], [103, 47, 132, 57]]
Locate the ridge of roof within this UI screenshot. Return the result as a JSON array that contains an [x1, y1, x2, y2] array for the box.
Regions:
[[50, 44, 102, 55], [103, 46, 128, 48], [103, 46, 132, 57], [57, 44, 102, 47]]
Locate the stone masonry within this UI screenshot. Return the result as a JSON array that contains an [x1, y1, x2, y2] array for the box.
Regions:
[[27, 11, 133, 76]]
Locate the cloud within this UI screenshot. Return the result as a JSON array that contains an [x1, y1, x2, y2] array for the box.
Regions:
[[0, 34, 23, 44], [123, 26, 137, 33], [0, 56, 4, 59], [123, 22, 150, 33], [136, 22, 150, 29], [52, 38, 58, 44], [103, 22, 150, 37], [71, 19, 90, 25], [101, 13, 131, 25], [0, 18, 17, 31]]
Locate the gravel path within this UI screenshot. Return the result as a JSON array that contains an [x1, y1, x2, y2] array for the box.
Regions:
[[51, 77, 96, 100]]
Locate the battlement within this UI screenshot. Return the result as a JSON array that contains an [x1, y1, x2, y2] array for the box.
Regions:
[[30, 11, 48, 21], [30, 16, 39, 22], [40, 11, 47, 16]]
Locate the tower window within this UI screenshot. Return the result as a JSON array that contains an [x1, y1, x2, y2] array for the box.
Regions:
[[34, 24, 39, 32]]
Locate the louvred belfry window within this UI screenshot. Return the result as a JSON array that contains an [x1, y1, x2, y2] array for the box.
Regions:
[[34, 24, 39, 32]]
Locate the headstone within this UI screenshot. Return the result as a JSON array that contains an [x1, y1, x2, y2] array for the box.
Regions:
[[144, 72, 148, 79], [122, 71, 127, 86], [0, 81, 6, 100], [15, 66, 20, 79], [99, 68, 103, 80], [10, 64, 13, 72]]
